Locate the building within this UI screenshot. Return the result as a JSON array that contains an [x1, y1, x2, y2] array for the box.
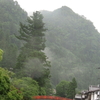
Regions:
[[75, 85, 100, 100]]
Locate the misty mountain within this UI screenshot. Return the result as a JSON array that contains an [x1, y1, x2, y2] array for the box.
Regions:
[[0, 0, 100, 90], [0, 0, 27, 69], [41, 6, 100, 89]]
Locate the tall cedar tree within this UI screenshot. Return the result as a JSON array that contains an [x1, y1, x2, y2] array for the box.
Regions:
[[15, 11, 51, 87], [66, 78, 77, 99]]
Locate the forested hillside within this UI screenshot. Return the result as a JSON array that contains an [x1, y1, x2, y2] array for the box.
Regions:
[[1, 0, 100, 92], [0, 1, 53, 99], [0, 0, 27, 69], [41, 6, 100, 89]]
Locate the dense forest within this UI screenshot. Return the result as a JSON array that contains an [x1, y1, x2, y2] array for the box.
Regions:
[[0, 0, 53, 99], [0, 0, 100, 99], [41, 6, 100, 89], [0, 0, 27, 69]]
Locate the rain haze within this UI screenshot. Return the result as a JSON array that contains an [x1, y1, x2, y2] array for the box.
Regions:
[[1, 0, 100, 97], [14, 0, 100, 32]]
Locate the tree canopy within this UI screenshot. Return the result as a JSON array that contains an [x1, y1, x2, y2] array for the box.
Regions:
[[0, 0, 27, 69], [0, 67, 23, 100], [56, 78, 77, 99], [0, 49, 3, 61], [41, 6, 100, 89], [15, 11, 51, 94]]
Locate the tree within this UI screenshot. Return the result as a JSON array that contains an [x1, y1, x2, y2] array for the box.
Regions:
[[0, 49, 23, 100], [0, 67, 23, 100], [0, 0, 27, 70], [66, 78, 77, 99], [72, 77, 77, 89], [0, 67, 10, 95], [56, 80, 69, 97], [6, 85, 23, 100], [15, 11, 51, 88], [12, 77, 39, 100], [0, 49, 3, 61], [56, 78, 77, 99], [16, 11, 46, 51]]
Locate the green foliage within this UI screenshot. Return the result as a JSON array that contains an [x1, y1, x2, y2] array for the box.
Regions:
[[15, 11, 51, 91], [12, 77, 39, 100], [66, 82, 74, 99], [44, 79, 53, 95], [0, 67, 10, 95], [66, 78, 77, 99], [0, 67, 23, 100], [41, 6, 100, 89], [56, 80, 69, 97], [56, 78, 77, 99], [0, 0, 27, 69], [72, 78, 77, 89], [1, 0, 100, 93], [6, 85, 23, 100], [0, 49, 3, 61], [39, 87, 46, 95], [16, 11, 46, 50]]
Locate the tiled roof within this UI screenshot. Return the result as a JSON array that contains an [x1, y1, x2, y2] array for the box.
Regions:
[[75, 85, 100, 99], [88, 85, 100, 92]]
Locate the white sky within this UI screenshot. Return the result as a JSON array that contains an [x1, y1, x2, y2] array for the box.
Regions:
[[14, 0, 100, 32]]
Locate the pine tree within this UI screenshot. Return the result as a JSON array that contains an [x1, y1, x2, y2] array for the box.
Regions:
[[0, 49, 3, 61], [66, 78, 77, 99], [15, 11, 51, 88]]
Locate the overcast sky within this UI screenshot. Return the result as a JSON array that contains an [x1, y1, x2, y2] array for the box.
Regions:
[[14, 0, 100, 32]]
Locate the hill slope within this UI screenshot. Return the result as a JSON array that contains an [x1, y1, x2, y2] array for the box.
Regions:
[[41, 6, 100, 89], [0, 0, 27, 69]]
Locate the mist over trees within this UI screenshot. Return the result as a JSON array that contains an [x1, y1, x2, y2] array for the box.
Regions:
[[0, 0, 27, 69], [41, 6, 100, 89], [15, 11, 51, 91], [1, 0, 100, 99], [0, 0, 52, 99]]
